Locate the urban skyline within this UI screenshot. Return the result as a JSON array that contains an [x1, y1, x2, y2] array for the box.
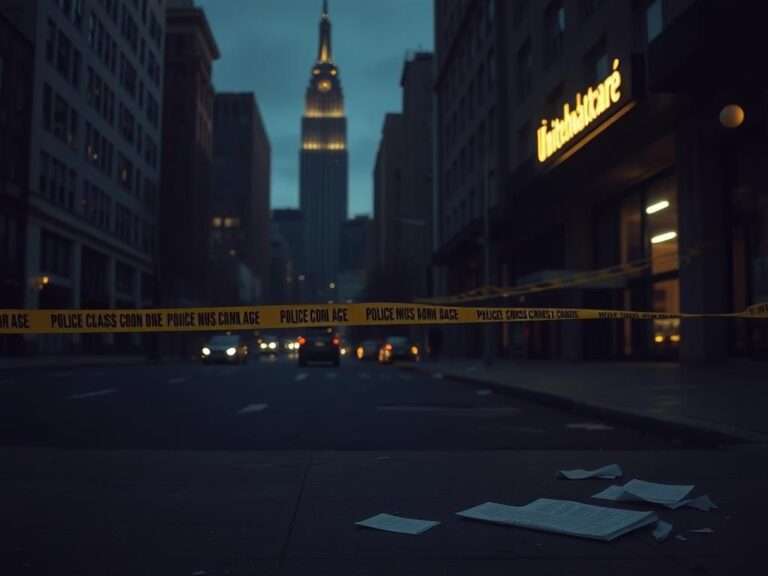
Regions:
[[197, 0, 433, 218]]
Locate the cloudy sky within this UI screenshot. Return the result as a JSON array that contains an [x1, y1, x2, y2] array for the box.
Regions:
[[196, 0, 434, 218]]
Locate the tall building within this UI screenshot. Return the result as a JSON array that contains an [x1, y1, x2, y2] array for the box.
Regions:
[[159, 0, 218, 313], [370, 113, 405, 300], [211, 92, 271, 305], [0, 0, 165, 354], [338, 215, 370, 303], [270, 208, 305, 303], [435, 0, 768, 363], [299, 0, 348, 303], [399, 52, 434, 300], [0, 11, 33, 356]]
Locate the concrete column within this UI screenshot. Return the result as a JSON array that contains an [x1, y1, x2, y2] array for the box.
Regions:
[[675, 99, 731, 363]]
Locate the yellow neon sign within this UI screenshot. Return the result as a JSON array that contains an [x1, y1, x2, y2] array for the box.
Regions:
[[537, 58, 622, 163]]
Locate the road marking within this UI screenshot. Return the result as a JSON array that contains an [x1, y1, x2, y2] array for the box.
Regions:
[[324, 372, 337, 379], [566, 422, 614, 431], [295, 373, 308, 381], [168, 377, 188, 384], [238, 403, 269, 414], [69, 388, 118, 400]]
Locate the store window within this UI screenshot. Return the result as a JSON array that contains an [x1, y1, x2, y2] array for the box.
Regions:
[[645, 0, 663, 43]]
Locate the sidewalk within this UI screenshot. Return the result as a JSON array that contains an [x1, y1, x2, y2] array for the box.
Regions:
[[400, 358, 768, 444]]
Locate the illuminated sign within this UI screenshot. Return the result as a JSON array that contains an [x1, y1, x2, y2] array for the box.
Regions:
[[537, 58, 623, 163]]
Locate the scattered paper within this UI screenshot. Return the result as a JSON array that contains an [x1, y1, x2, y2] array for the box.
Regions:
[[566, 422, 614, 431], [675, 534, 687, 541], [652, 521, 673, 542], [592, 479, 716, 511], [355, 513, 440, 535], [690, 527, 715, 533], [456, 499, 657, 542], [556, 464, 623, 480]]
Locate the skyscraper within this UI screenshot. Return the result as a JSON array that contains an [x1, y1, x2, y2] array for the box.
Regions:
[[299, 0, 348, 303]]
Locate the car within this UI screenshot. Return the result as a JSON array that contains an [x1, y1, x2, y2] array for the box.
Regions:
[[201, 334, 248, 364], [355, 340, 380, 361], [282, 337, 300, 354], [257, 334, 281, 355], [378, 336, 420, 363], [297, 327, 341, 367]]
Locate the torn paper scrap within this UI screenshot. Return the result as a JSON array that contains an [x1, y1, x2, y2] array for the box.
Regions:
[[592, 480, 716, 511], [689, 527, 715, 533], [456, 499, 657, 542], [556, 463, 623, 480], [354, 513, 440, 535], [652, 521, 673, 542], [675, 534, 688, 541]]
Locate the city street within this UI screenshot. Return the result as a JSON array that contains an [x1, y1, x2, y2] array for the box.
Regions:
[[1, 355, 766, 574]]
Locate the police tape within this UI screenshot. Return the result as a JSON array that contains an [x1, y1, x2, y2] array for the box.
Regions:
[[420, 251, 692, 305], [1, 301, 767, 335]]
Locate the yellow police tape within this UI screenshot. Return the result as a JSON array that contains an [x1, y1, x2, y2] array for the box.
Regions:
[[1, 302, 767, 335]]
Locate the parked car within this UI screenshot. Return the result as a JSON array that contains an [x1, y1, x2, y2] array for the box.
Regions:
[[297, 327, 341, 367], [257, 334, 281, 355], [378, 336, 420, 363], [355, 340, 380, 361], [201, 334, 248, 364]]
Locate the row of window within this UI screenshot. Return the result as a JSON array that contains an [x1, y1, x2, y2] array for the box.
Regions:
[[0, 213, 19, 265], [86, 66, 116, 125], [42, 84, 79, 150], [46, 20, 82, 90], [39, 151, 76, 210], [53, 0, 84, 31]]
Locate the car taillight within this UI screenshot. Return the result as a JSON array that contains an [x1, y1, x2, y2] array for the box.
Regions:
[[385, 343, 393, 351], [332, 337, 340, 346], [298, 337, 306, 346]]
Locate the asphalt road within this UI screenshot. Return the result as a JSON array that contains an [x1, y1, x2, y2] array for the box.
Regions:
[[2, 355, 765, 575], [0, 353, 700, 451]]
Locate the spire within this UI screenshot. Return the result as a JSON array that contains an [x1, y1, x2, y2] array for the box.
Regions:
[[318, 0, 332, 63]]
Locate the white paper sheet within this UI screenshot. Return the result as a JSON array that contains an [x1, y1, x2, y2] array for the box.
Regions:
[[592, 479, 716, 511], [556, 463, 623, 480], [652, 521, 673, 542], [456, 499, 657, 542], [690, 527, 715, 533], [354, 513, 440, 535]]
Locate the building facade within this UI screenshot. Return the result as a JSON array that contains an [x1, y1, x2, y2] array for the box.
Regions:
[[299, 0, 348, 303], [0, 10, 34, 355], [435, 0, 768, 363], [211, 92, 271, 306], [0, 0, 165, 354], [159, 0, 218, 312], [270, 208, 305, 304]]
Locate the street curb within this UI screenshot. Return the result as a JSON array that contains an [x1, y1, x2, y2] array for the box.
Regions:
[[397, 364, 768, 446]]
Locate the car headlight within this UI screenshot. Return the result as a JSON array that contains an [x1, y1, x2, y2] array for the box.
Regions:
[[411, 346, 419, 355], [260, 342, 267, 349], [226, 347, 237, 356], [269, 342, 277, 349], [202, 347, 211, 356]]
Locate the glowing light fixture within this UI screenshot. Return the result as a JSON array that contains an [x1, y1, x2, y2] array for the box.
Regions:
[[202, 347, 211, 356], [651, 231, 677, 244], [645, 200, 669, 215], [670, 334, 681, 343], [654, 335, 664, 343], [720, 104, 745, 128], [226, 347, 237, 356], [410, 346, 419, 356]]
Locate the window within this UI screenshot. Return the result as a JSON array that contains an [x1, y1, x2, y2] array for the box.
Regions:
[[39, 152, 50, 197], [517, 40, 532, 102], [40, 230, 71, 277], [53, 94, 68, 140], [56, 30, 71, 78], [119, 103, 135, 144], [68, 109, 78, 149], [545, 1, 566, 64], [46, 20, 56, 63], [72, 49, 81, 89], [584, 37, 608, 84], [42, 84, 52, 131], [645, 0, 663, 43]]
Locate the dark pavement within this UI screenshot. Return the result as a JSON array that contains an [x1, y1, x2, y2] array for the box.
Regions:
[[1, 354, 766, 574]]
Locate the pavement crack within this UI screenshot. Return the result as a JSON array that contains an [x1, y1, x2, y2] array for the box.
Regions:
[[278, 451, 313, 570]]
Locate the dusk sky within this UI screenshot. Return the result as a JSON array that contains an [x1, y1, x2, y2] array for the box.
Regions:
[[196, 0, 434, 218]]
